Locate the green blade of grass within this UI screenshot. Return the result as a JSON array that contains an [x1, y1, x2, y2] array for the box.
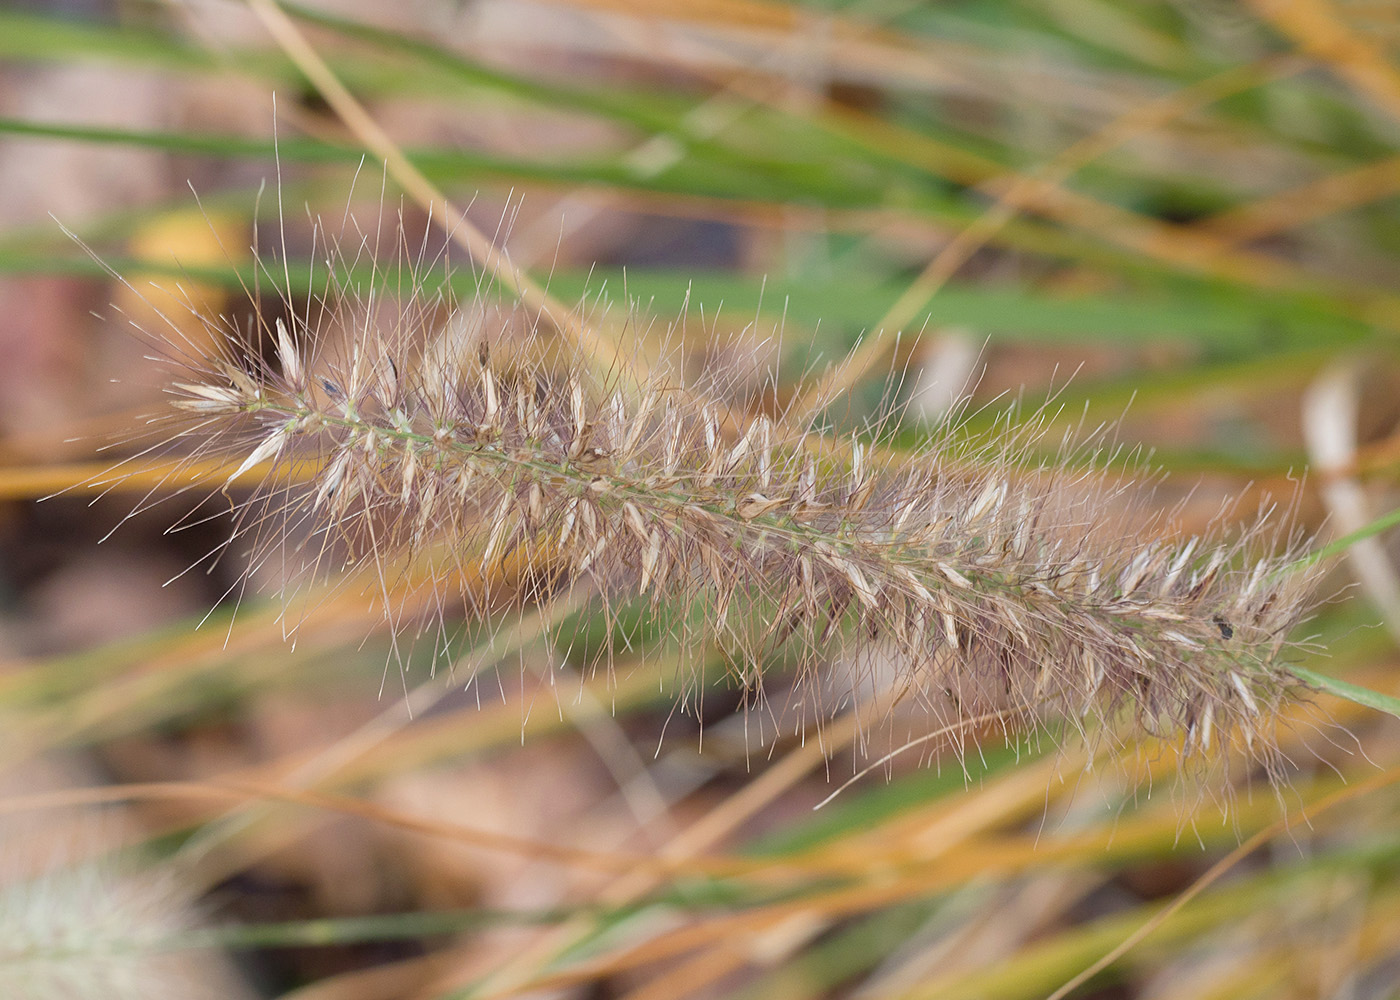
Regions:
[[1295, 505, 1400, 570], [1292, 666, 1400, 721]]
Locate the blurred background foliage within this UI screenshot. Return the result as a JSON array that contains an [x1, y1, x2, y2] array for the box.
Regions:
[[3, 0, 1400, 997]]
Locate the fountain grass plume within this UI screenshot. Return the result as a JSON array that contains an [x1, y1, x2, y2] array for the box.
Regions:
[[0, 820, 245, 1000], [93, 204, 1324, 777]]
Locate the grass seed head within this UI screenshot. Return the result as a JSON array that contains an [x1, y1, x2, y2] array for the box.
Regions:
[[103, 206, 1324, 785], [0, 816, 241, 1000]]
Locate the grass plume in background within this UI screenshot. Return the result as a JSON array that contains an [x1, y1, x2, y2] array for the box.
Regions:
[[0, 797, 248, 1000]]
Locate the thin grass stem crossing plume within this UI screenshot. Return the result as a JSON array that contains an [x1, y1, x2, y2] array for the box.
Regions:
[[105, 206, 1322, 780]]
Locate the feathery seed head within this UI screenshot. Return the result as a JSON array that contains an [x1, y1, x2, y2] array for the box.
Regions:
[[0, 819, 242, 1000], [105, 209, 1323, 781]]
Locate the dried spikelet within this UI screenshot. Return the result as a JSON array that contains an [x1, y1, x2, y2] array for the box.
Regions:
[[96, 209, 1324, 781]]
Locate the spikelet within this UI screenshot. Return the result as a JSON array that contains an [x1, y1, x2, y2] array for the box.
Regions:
[[105, 210, 1321, 775]]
